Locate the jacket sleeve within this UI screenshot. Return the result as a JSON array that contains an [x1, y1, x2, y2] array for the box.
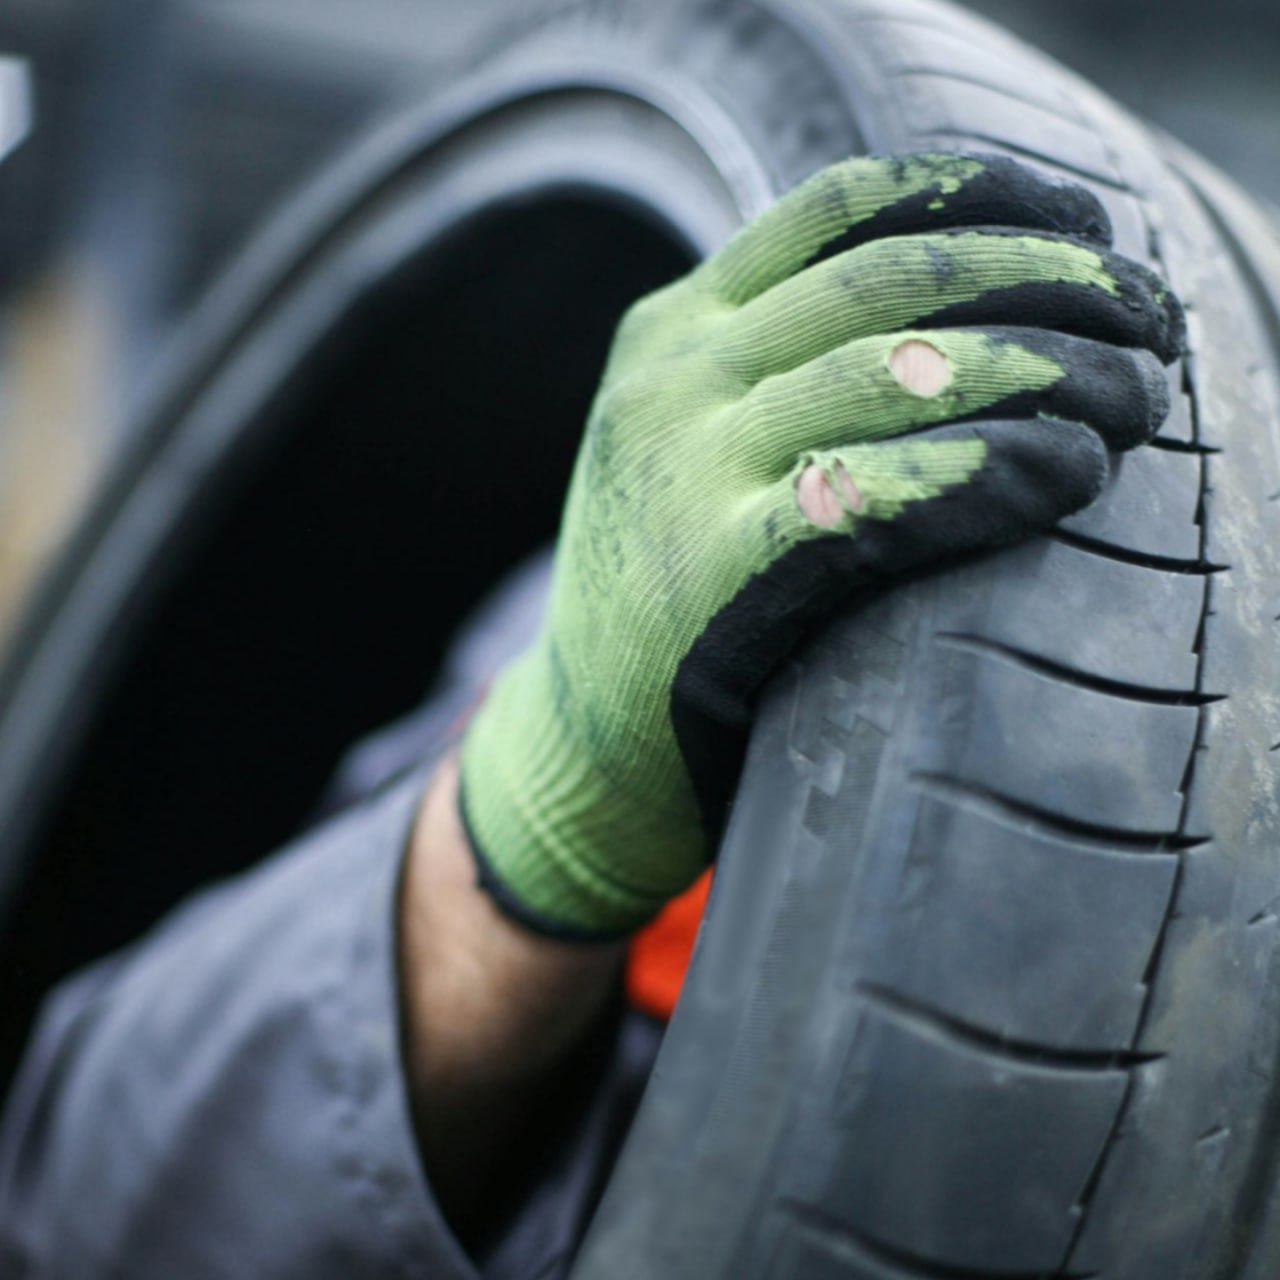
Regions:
[[0, 767, 478, 1280]]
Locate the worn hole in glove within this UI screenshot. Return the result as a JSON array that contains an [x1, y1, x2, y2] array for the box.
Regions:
[[888, 338, 953, 397], [797, 460, 863, 528]]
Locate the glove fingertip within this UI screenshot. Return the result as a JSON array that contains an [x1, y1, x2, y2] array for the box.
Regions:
[[1042, 417, 1112, 516], [935, 416, 1110, 528], [1161, 283, 1190, 365], [963, 151, 1114, 247], [1134, 347, 1173, 446]]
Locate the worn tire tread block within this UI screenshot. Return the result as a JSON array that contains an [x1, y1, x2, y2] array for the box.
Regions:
[[935, 538, 1204, 690], [1060, 440, 1202, 556], [777, 1002, 1129, 1273], [914, 647, 1198, 835], [861, 796, 1179, 1050]]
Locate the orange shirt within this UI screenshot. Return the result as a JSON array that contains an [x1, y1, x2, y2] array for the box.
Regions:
[[625, 869, 712, 1020]]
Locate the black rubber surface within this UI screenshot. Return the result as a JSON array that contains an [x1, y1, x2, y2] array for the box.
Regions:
[[569, 0, 1280, 1277]]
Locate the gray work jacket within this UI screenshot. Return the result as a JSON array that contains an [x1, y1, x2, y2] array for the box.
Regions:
[[0, 553, 659, 1278]]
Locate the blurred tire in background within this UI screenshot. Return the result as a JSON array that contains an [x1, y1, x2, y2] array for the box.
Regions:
[[0, 0, 1277, 638]]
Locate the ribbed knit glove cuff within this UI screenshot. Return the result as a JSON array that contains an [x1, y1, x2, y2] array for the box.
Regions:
[[458, 642, 706, 939]]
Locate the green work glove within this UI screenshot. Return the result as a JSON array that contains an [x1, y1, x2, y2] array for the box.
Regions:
[[460, 152, 1183, 937]]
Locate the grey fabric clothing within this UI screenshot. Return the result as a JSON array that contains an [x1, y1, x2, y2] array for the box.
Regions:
[[0, 761, 660, 1279], [0, 766, 473, 1279], [0, 551, 660, 1278]]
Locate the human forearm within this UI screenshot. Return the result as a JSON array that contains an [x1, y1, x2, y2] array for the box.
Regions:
[[399, 753, 625, 1244]]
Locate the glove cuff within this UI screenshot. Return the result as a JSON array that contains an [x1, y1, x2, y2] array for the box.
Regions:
[[458, 643, 705, 938]]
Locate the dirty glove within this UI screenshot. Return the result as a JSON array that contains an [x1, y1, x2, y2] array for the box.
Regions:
[[459, 152, 1183, 937]]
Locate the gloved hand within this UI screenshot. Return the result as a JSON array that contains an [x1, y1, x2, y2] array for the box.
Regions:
[[459, 152, 1183, 937]]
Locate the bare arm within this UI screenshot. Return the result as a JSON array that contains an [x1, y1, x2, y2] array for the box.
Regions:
[[399, 753, 626, 1244]]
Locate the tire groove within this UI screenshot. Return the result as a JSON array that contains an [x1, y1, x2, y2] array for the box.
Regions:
[[911, 773, 1207, 853], [1050, 527, 1227, 575], [933, 633, 1221, 707], [857, 982, 1161, 1072], [1150, 435, 1221, 455], [779, 1198, 1097, 1280]]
